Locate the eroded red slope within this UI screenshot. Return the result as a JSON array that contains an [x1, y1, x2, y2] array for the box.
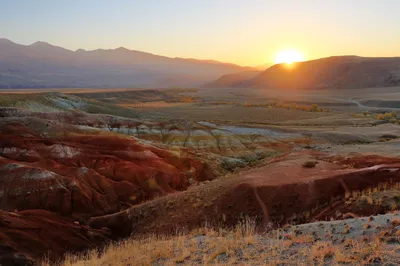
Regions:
[[87, 152, 400, 237], [0, 131, 214, 219], [0, 121, 215, 263]]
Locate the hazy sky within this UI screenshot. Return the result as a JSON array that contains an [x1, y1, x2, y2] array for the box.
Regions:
[[1, 0, 399, 66]]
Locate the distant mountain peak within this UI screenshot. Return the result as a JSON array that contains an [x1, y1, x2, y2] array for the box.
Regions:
[[0, 38, 15, 44], [29, 41, 72, 53], [115, 47, 130, 52], [30, 41, 52, 47], [75, 48, 86, 53]]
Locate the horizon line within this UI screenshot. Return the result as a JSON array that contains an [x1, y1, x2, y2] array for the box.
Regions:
[[2, 37, 400, 68]]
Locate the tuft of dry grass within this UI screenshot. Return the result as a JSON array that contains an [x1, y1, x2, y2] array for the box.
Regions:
[[391, 217, 400, 227], [343, 225, 351, 234], [363, 223, 372, 229], [311, 241, 337, 259]]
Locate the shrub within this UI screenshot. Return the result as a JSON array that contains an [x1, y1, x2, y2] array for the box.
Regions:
[[310, 104, 321, 112], [302, 161, 318, 168], [377, 111, 398, 123]]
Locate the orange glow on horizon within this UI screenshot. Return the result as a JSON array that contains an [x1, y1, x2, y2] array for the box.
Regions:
[[274, 49, 305, 65]]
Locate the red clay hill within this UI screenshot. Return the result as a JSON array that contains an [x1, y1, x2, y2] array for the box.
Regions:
[[0, 118, 214, 264], [88, 152, 400, 238]]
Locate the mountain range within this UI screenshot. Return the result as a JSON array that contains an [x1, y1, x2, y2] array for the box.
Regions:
[[0, 38, 253, 88], [207, 56, 400, 89], [1, 38, 400, 90]]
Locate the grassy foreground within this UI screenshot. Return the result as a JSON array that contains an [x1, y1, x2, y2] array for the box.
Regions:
[[46, 218, 400, 266]]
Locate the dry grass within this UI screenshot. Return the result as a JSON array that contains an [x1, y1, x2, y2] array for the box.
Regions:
[[47, 217, 400, 266], [311, 241, 336, 260], [343, 225, 351, 234], [392, 217, 400, 227], [363, 223, 372, 229]]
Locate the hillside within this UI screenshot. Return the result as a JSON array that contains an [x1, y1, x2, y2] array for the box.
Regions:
[[0, 39, 252, 88], [207, 56, 400, 89], [204, 70, 261, 88]]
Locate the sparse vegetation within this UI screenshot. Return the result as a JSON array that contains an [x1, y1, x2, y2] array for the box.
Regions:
[[169, 95, 201, 103], [50, 216, 400, 266], [242, 102, 328, 112], [376, 111, 399, 124], [302, 160, 318, 168]]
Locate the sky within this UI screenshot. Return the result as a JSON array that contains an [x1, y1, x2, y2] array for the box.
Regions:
[[1, 0, 399, 66]]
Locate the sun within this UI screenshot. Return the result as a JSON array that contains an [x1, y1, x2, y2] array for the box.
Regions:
[[274, 50, 305, 64]]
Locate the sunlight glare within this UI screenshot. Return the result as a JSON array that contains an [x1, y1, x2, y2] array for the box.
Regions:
[[274, 50, 305, 64]]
